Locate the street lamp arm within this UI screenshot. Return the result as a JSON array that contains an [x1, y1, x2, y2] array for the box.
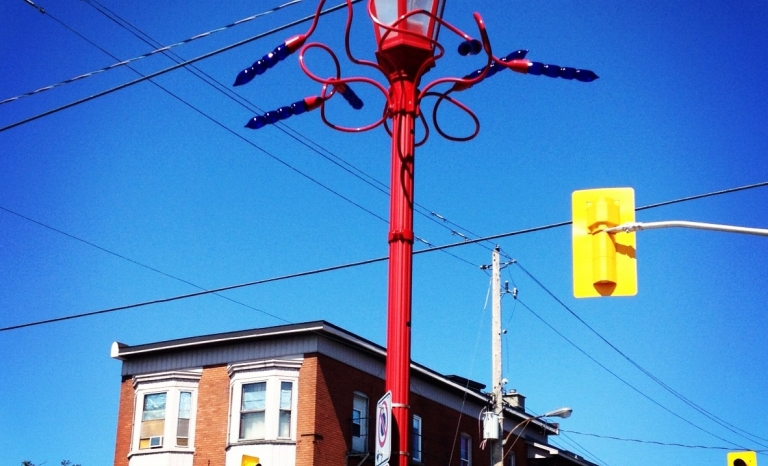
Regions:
[[425, 89, 480, 142], [297, 42, 389, 132], [418, 12, 492, 98], [319, 77, 390, 132]]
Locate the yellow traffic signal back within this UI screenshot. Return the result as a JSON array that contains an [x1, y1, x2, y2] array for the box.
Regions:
[[572, 188, 637, 298], [728, 451, 757, 466], [242, 455, 261, 466]]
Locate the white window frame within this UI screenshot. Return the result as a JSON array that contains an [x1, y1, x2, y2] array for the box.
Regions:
[[130, 370, 201, 457], [460, 433, 472, 466], [351, 392, 369, 453], [412, 414, 422, 463], [228, 359, 301, 445]]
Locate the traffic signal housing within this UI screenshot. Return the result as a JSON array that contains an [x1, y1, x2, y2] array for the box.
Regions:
[[728, 451, 757, 466], [572, 188, 637, 298]]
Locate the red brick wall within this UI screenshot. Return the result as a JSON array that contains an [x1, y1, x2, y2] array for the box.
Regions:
[[410, 389, 490, 466], [113, 376, 134, 466], [193, 365, 230, 466], [113, 353, 527, 466], [296, 355, 319, 465], [305, 354, 496, 466]]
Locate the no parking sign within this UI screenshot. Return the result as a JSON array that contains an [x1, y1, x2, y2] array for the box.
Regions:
[[375, 391, 392, 466]]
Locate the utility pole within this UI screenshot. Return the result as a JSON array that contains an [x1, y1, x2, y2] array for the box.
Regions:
[[491, 246, 504, 466]]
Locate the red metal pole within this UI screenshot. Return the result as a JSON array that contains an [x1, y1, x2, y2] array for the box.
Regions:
[[385, 77, 417, 466]]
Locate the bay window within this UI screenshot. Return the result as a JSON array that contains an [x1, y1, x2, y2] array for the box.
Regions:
[[228, 359, 301, 444], [130, 370, 201, 456]]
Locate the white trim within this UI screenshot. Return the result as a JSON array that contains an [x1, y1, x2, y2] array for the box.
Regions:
[[132, 369, 202, 387], [228, 358, 302, 445], [130, 374, 200, 458], [115, 324, 327, 357], [227, 358, 303, 376]]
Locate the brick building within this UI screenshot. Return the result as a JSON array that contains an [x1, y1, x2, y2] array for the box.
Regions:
[[111, 321, 595, 466]]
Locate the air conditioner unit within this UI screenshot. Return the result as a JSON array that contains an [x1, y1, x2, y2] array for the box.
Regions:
[[149, 436, 163, 448]]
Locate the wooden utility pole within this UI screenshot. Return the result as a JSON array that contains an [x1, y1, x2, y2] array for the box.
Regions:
[[491, 246, 504, 466]]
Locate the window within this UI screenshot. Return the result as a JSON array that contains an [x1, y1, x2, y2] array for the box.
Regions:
[[228, 359, 301, 444], [412, 415, 422, 462], [177, 391, 191, 446], [240, 382, 267, 439], [278, 381, 293, 438], [139, 393, 166, 449], [130, 370, 201, 456], [351, 393, 368, 452], [508, 451, 516, 466], [460, 434, 472, 466]]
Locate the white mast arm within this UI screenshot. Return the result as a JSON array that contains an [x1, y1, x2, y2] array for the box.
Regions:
[[604, 221, 768, 237]]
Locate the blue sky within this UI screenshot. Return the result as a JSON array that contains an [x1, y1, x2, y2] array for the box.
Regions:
[[2, 0, 767, 465]]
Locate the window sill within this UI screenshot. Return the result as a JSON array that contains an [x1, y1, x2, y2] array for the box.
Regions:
[[128, 447, 194, 458], [228, 439, 297, 448]]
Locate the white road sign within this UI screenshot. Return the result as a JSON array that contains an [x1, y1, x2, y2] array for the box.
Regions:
[[375, 391, 392, 466]]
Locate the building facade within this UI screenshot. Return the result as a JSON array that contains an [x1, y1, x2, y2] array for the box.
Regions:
[[111, 321, 594, 466]]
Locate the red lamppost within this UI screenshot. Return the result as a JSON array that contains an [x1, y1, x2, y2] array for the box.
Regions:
[[234, 2, 597, 464], [369, 3, 444, 466]]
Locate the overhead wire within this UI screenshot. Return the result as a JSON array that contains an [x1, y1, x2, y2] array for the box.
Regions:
[[1, 0, 303, 105], [0, 0, 356, 133], [521, 407, 610, 466], [514, 261, 768, 450], [561, 429, 768, 452], [9, 0, 504, 263], [0, 206, 292, 325], [33, 0, 480, 268], [80, 0, 493, 263], [2, 180, 766, 332], [512, 296, 748, 450]]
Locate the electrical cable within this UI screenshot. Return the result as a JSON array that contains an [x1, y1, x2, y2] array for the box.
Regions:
[[13, 0, 496, 266], [1, 0, 303, 105], [0, 0, 357, 133], [0, 254, 389, 332], [512, 297, 749, 450], [515, 261, 768, 449], [0, 206, 291, 324], [549, 433, 611, 466], [513, 406, 610, 466], [561, 429, 768, 452], [28, 0, 481, 270], [2, 181, 766, 332], [447, 275, 491, 466]]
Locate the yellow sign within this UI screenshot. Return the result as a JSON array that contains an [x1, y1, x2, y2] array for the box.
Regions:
[[242, 455, 261, 466], [727, 451, 757, 466], [572, 188, 637, 298]]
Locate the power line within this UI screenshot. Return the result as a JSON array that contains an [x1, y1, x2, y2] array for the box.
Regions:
[[0, 206, 293, 325], [71, 0, 496, 260], [1, 0, 302, 105], [636, 181, 768, 212], [561, 429, 768, 452], [513, 297, 748, 450], [523, 407, 610, 466], [0, 254, 389, 332], [0, 0, 356, 133], [3, 180, 765, 332], [19, 3, 393, 231], [10, 0, 483, 269], [514, 261, 768, 449]]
